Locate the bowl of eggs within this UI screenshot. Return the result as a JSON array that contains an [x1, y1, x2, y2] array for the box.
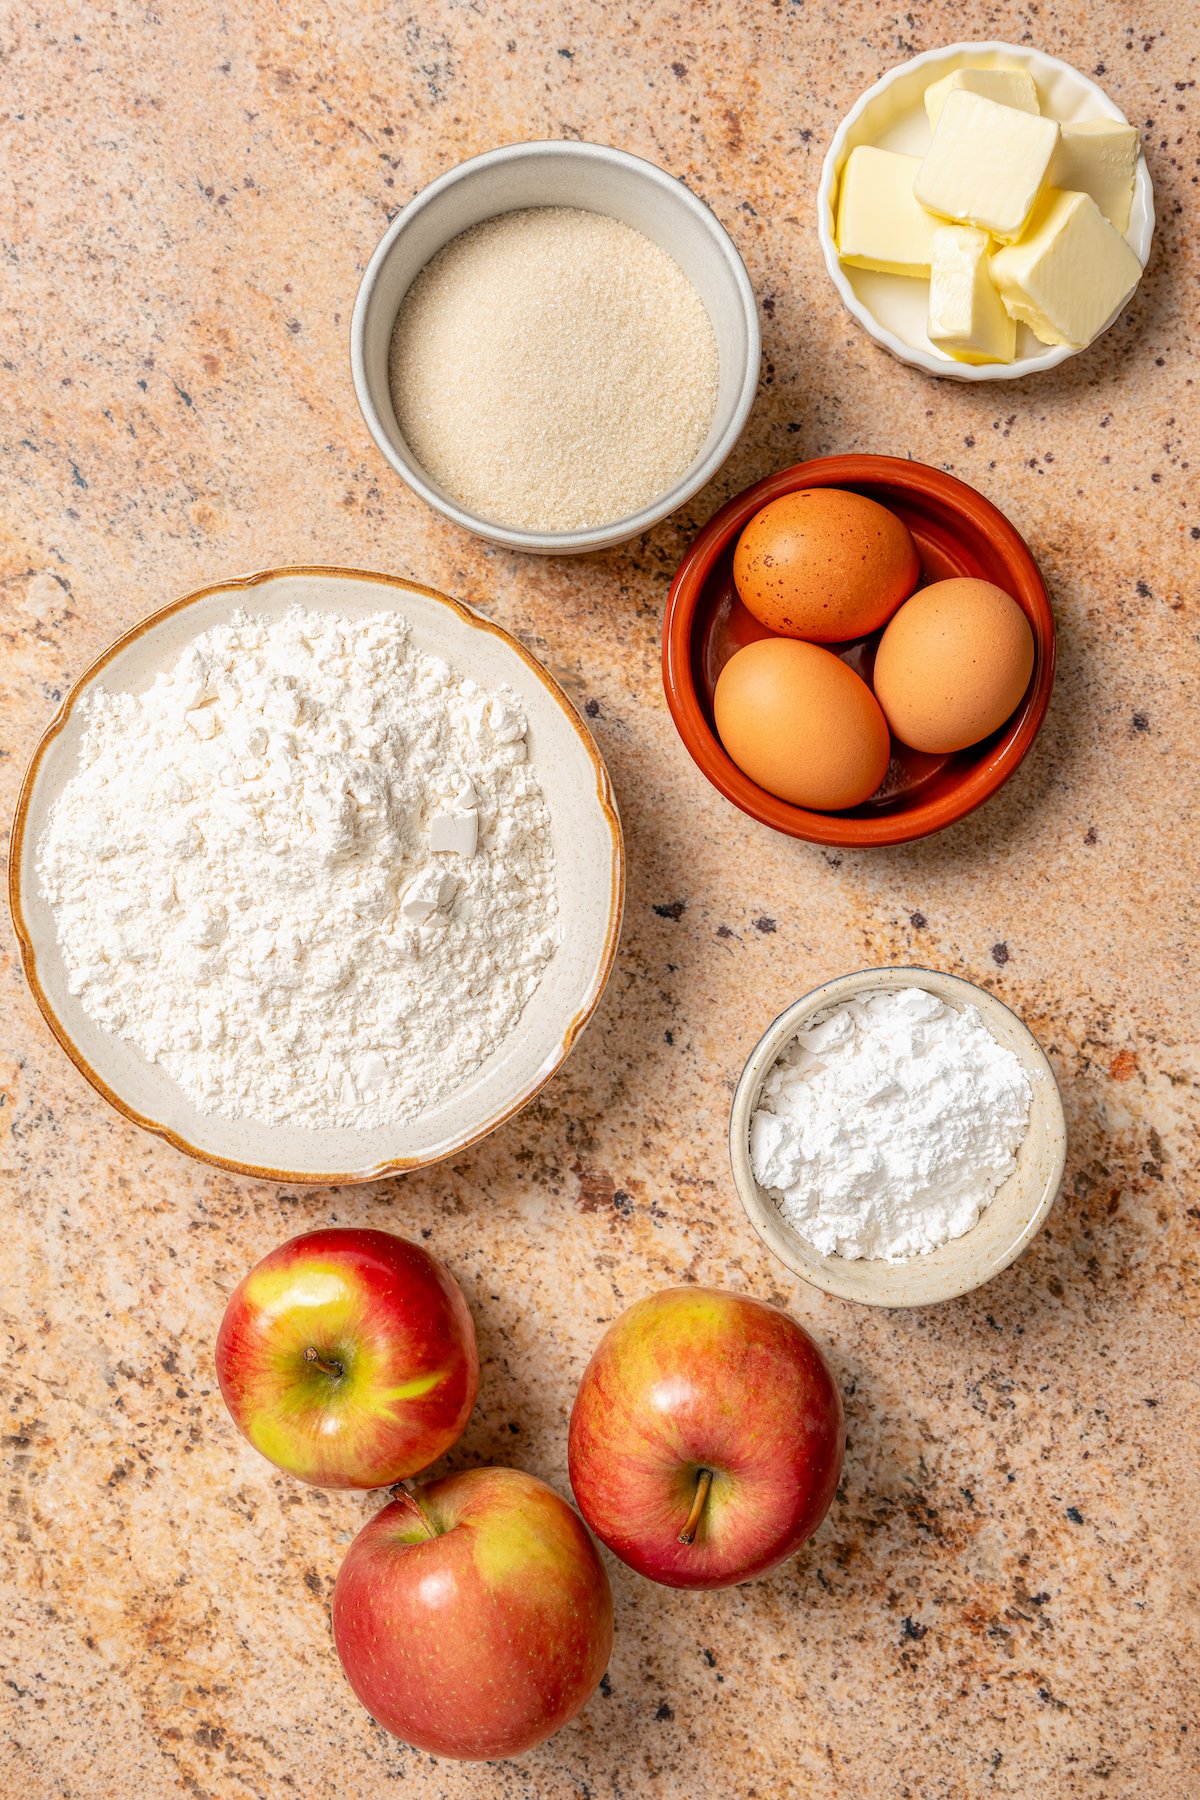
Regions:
[[661, 454, 1055, 846]]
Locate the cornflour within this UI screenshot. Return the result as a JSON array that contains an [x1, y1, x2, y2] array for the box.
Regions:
[[750, 986, 1031, 1261], [38, 607, 559, 1130]]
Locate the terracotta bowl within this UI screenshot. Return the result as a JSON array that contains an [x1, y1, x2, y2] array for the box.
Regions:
[[10, 567, 624, 1185], [662, 454, 1055, 846]]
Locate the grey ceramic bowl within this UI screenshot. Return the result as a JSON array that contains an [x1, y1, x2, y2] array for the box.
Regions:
[[350, 140, 760, 554], [729, 967, 1067, 1307]]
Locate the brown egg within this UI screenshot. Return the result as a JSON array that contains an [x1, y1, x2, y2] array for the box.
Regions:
[[714, 638, 891, 811], [733, 488, 920, 643], [872, 577, 1035, 754]]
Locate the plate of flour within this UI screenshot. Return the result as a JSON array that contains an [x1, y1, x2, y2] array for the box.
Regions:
[[11, 567, 623, 1181]]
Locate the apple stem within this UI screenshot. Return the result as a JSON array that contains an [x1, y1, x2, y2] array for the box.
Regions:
[[303, 1347, 343, 1379], [678, 1468, 713, 1546], [393, 1481, 438, 1539]]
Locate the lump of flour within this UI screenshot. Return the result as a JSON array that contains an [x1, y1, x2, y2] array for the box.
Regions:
[[38, 607, 559, 1130], [749, 987, 1031, 1262]]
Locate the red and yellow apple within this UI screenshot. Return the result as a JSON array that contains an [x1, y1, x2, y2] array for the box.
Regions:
[[568, 1286, 844, 1589], [215, 1226, 478, 1489], [332, 1467, 613, 1760]]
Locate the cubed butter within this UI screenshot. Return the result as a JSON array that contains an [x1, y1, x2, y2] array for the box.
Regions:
[[915, 89, 1059, 242], [836, 145, 939, 278], [924, 65, 1040, 130], [989, 188, 1143, 348], [1048, 118, 1139, 231], [927, 226, 1016, 365]]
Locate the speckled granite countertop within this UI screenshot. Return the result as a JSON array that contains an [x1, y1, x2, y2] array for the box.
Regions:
[[2, 2, 1197, 1795]]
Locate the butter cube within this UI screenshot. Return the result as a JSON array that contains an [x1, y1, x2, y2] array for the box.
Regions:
[[989, 188, 1143, 348], [836, 145, 939, 278], [924, 65, 1040, 130], [429, 808, 478, 857], [915, 89, 1059, 242], [928, 226, 1016, 365], [1049, 118, 1139, 231]]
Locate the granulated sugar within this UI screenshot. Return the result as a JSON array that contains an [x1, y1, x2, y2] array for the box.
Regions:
[[389, 207, 719, 533]]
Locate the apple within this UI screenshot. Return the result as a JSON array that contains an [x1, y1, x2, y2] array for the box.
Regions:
[[215, 1226, 478, 1489], [568, 1286, 843, 1590], [332, 1467, 613, 1759]]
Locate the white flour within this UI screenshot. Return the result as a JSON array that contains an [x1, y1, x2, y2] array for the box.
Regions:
[[750, 987, 1031, 1261], [38, 607, 559, 1130]]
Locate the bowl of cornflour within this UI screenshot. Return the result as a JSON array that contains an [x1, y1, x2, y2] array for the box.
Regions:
[[10, 568, 624, 1183], [351, 140, 760, 552], [729, 968, 1066, 1306]]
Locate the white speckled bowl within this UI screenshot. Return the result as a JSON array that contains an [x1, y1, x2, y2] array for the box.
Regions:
[[729, 968, 1067, 1307], [817, 42, 1155, 380], [9, 568, 624, 1185], [351, 139, 760, 553]]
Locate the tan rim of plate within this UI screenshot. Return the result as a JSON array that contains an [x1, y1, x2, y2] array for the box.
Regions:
[[9, 566, 625, 1184]]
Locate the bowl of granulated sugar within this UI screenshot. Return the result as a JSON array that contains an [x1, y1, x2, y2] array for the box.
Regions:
[[351, 141, 760, 554]]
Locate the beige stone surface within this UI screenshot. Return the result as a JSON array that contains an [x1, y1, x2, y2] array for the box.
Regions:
[[2, 2, 1197, 1795]]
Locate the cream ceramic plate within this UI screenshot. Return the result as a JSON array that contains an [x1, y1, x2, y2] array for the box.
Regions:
[[729, 968, 1067, 1306], [9, 568, 624, 1183], [817, 42, 1155, 380]]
